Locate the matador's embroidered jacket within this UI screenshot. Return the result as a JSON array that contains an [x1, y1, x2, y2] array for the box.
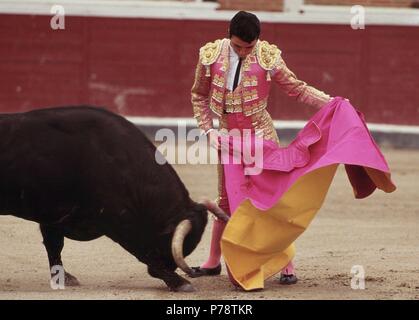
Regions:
[[191, 38, 331, 133]]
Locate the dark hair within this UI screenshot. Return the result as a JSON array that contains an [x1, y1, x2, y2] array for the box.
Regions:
[[229, 11, 261, 43]]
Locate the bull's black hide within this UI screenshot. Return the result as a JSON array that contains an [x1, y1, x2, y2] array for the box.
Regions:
[[0, 106, 209, 292]]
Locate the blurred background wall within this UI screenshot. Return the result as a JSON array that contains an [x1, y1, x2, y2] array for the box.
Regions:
[[0, 0, 418, 129]]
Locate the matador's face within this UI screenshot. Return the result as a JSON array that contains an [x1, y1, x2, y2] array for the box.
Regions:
[[230, 35, 257, 59]]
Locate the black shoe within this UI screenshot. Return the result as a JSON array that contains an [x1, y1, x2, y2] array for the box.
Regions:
[[279, 273, 298, 285], [189, 264, 222, 278]]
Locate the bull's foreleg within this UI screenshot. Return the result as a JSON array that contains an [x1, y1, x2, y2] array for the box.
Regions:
[[39, 224, 80, 287], [147, 264, 195, 292]]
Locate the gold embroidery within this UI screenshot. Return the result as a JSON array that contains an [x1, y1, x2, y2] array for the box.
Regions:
[[212, 74, 225, 88], [250, 110, 280, 144], [242, 57, 252, 72], [209, 100, 223, 116], [224, 91, 243, 113], [212, 89, 224, 103], [243, 89, 258, 102], [220, 56, 229, 72], [191, 61, 213, 132], [256, 40, 282, 70], [242, 44, 258, 71], [242, 75, 258, 87], [225, 91, 242, 105], [271, 56, 330, 108], [225, 106, 243, 113], [199, 39, 223, 66], [249, 56, 257, 64], [219, 42, 230, 83], [244, 98, 268, 116]]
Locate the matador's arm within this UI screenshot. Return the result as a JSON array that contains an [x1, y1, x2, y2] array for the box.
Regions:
[[191, 60, 213, 132], [257, 41, 331, 109], [271, 56, 331, 108], [191, 40, 224, 133]]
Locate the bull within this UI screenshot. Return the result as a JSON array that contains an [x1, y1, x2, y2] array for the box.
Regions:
[[0, 106, 228, 292]]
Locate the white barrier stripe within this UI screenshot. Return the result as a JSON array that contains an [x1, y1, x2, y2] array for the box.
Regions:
[[366, 123, 419, 134], [0, 1, 418, 26], [126, 116, 419, 134]]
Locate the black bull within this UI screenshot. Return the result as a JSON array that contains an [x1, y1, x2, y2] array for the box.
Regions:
[[0, 106, 228, 292]]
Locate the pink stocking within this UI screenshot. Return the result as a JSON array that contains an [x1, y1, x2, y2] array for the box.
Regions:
[[200, 219, 226, 269], [281, 260, 296, 275]]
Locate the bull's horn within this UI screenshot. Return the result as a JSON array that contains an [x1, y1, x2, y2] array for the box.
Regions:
[[171, 219, 193, 275], [201, 199, 230, 222]]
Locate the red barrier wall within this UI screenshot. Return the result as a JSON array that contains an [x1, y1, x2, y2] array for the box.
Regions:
[[0, 14, 418, 125]]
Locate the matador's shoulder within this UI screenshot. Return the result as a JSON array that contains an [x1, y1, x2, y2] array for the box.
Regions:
[[199, 39, 224, 66], [256, 40, 282, 70]]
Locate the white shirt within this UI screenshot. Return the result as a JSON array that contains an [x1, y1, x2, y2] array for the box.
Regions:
[[226, 44, 242, 91]]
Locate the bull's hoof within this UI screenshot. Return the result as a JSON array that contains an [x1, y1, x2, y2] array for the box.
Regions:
[[172, 283, 196, 292], [65, 272, 80, 286]]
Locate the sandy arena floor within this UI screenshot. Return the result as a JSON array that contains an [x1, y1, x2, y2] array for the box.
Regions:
[[0, 147, 418, 300]]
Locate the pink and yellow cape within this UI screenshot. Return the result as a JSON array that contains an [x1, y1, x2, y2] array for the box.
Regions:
[[220, 97, 396, 291]]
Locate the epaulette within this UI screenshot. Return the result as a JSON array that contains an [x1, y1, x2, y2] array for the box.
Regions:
[[256, 40, 282, 70], [199, 39, 223, 66]]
